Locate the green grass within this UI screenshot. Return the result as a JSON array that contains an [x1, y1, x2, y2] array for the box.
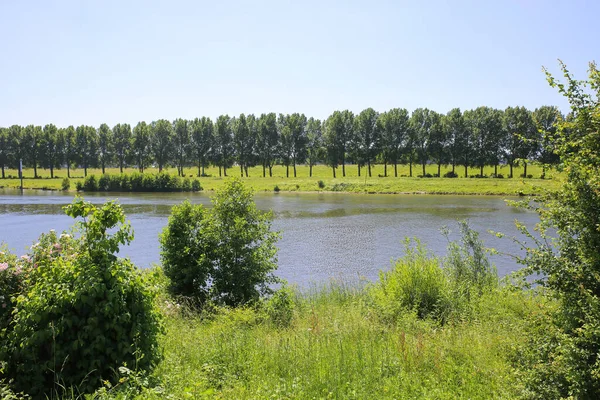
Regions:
[[0, 163, 561, 195], [120, 283, 537, 399]]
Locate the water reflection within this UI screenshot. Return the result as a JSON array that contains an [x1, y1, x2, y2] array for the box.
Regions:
[[0, 189, 537, 287]]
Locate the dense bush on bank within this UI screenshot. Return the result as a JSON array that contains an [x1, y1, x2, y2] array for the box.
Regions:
[[0, 198, 162, 398], [76, 172, 202, 192]]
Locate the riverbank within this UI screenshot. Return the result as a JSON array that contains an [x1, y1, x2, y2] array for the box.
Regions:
[[0, 164, 561, 195], [114, 280, 540, 399]]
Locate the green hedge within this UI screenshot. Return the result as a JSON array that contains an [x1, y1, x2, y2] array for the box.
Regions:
[[76, 172, 202, 192]]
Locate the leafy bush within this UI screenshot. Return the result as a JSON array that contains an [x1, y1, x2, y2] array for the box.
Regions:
[[370, 239, 453, 323], [60, 177, 70, 190], [442, 221, 497, 299], [77, 172, 202, 192], [0, 245, 23, 342], [159, 200, 211, 304], [2, 198, 162, 397], [443, 171, 458, 178], [317, 180, 326, 189], [262, 285, 296, 328], [273, 185, 280, 192], [160, 178, 281, 307], [513, 62, 600, 398]]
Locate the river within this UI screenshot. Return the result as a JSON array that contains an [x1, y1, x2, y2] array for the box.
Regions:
[[0, 189, 538, 287]]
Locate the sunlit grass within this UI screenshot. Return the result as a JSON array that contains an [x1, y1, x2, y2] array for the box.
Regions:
[[132, 283, 538, 399], [0, 163, 561, 195]]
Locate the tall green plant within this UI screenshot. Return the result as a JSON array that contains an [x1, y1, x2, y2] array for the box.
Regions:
[[2, 198, 162, 397], [515, 61, 600, 399], [160, 178, 280, 307]]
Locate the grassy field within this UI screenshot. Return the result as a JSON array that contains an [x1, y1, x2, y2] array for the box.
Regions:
[[118, 282, 538, 399], [0, 164, 561, 195]]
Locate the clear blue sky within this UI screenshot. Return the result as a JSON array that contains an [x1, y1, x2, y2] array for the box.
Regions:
[[0, 0, 597, 127]]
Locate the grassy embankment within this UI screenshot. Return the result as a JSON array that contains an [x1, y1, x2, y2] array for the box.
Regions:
[[0, 164, 561, 195], [119, 280, 541, 399]]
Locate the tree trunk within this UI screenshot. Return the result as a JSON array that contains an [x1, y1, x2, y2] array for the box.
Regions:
[[409, 161, 413, 177], [84, 163, 88, 177], [332, 166, 336, 178], [198, 162, 201, 177], [224, 165, 227, 177], [33, 163, 37, 179], [452, 163, 455, 174], [494, 164, 498, 176], [262, 164, 266, 177], [437, 163, 441, 177], [368, 160, 372, 177], [120, 161, 123, 174], [342, 154, 346, 177], [218, 166, 221, 177], [240, 164, 244, 177], [309, 164, 313, 177], [101, 161, 105, 175], [523, 161, 528, 178], [293, 161, 296, 177], [286, 165, 289, 178], [357, 164, 361, 177], [394, 162, 398, 178], [464, 164, 468, 178], [384, 162, 387, 177], [50, 166, 54, 179], [67, 164, 71, 178], [269, 165, 272, 177], [202, 165, 205, 176], [509, 162, 513, 178], [1, 165, 4, 179], [480, 165, 484, 176], [422, 162, 426, 177], [245, 166, 249, 177], [159, 163, 163, 173]]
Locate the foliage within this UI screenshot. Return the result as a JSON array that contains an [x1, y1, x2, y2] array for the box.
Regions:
[[160, 178, 281, 307], [77, 172, 201, 192], [1, 198, 162, 397], [371, 223, 497, 324], [159, 200, 211, 304], [61, 177, 70, 190], [513, 61, 600, 399], [261, 284, 296, 328]]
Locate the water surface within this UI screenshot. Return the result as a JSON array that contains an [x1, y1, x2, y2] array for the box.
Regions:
[[0, 189, 538, 287]]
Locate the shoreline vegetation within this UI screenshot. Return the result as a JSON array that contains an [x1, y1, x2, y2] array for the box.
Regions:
[[0, 163, 561, 195]]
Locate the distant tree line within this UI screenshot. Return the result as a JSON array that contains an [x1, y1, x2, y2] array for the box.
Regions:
[[0, 105, 562, 179]]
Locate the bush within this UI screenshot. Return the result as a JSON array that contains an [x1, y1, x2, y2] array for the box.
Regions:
[[443, 171, 458, 178], [75, 172, 202, 192], [83, 174, 98, 191], [2, 198, 162, 397], [273, 185, 280, 192], [159, 200, 211, 303], [160, 178, 281, 307], [60, 177, 70, 190], [442, 221, 497, 300], [370, 239, 453, 323], [513, 61, 600, 398], [0, 245, 23, 340], [262, 285, 296, 328], [317, 180, 326, 189]]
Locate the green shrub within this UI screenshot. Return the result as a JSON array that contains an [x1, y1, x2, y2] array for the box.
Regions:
[[159, 200, 211, 303], [60, 177, 70, 190], [274, 184, 280, 192], [442, 221, 497, 299], [83, 174, 98, 191], [262, 284, 296, 328], [512, 61, 600, 399], [370, 239, 453, 323], [160, 178, 281, 307], [0, 245, 24, 342], [2, 198, 162, 397], [317, 180, 326, 189], [192, 178, 202, 191]]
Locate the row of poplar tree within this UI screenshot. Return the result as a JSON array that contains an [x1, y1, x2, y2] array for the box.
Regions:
[[0, 105, 561, 180]]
